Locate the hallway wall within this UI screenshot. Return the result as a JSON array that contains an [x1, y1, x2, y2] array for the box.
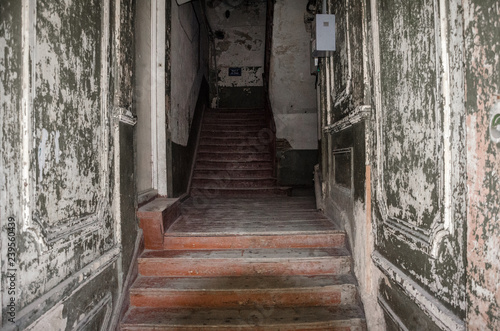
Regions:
[[205, 0, 266, 108], [463, 1, 500, 329], [0, 0, 139, 329], [315, 0, 500, 330], [169, 0, 209, 197], [269, 0, 319, 187]]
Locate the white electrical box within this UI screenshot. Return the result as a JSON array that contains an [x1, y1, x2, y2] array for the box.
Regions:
[[312, 14, 335, 57]]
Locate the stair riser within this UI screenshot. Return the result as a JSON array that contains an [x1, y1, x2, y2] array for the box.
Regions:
[[195, 161, 272, 170], [203, 118, 266, 125], [139, 258, 351, 277], [203, 124, 266, 131], [190, 188, 291, 197], [193, 169, 273, 178], [198, 145, 270, 154], [204, 113, 266, 119], [163, 234, 346, 250], [130, 286, 356, 308], [200, 138, 268, 145], [196, 154, 271, 162], [191, 178, 276, 188], [201, 131, 272, 139]]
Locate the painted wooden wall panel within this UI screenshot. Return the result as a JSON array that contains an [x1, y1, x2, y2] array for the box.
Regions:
[[372, 0, 467, 324], [464, 1, 500, 329], [1, 0, 137, 329]]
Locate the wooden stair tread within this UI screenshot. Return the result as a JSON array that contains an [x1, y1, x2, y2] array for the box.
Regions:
[[121, 305, 366, 330], [131, 274, 356, 291], [140, 247, 350, 260]]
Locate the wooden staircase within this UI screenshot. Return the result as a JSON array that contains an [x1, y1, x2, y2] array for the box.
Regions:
[[191, 108, 290, 197], [121, 197, 367, 330]]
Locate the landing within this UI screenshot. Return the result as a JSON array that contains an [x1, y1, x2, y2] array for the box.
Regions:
[[169, 196, 340, 236]]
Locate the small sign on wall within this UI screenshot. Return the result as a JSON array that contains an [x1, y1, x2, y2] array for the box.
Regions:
[[228, 67, 242, 76]]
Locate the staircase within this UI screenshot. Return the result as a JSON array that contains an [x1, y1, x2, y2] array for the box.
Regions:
[[191, 108, 290, 197], [121, 196, 367, 330]]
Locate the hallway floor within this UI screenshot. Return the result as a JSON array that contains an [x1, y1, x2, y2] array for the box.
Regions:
[[122, 195, 367, 330]]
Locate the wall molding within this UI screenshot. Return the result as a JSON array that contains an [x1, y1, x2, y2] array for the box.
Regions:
[[323, 105, 371, 134], [115, 106, 137, 126], [372, 251, 465, 331], [8, 246, 120, 331], [21, 0, 114, 249]]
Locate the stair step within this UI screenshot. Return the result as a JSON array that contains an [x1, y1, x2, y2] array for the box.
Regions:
[[202, 124, 267, 131], [198, 145, 270, 153], [195, 160, 273, 170], [203, 117, 266, 125], [164, 232, 345, 250], [200, 130, 267, 138], [130, 274, 357, 308], [138, 248, 351, 277], [193, 168, 273, 178], [121, 305, 366, 330], [191, 177, 276, 189], [204, 109, 266, 117], [196, 152, 271, 162], [190, 187, 292, 197], [200, 137, 270, 146]]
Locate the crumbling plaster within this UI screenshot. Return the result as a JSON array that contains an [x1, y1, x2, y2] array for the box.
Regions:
[[205, 0, 266, 107]]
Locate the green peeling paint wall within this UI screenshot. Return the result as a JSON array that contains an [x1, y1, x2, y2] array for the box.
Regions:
[[0, 0, 139, 329], [316, 0, 499, 329]]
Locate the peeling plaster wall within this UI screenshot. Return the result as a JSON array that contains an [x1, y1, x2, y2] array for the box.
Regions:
[[0, 0, 138, 329], [316, 0, 385, 328], [170, 1, 208, 146], [205, 0, 266, 108], [317, 0, 480, 329], [463, 2, 500, 330]]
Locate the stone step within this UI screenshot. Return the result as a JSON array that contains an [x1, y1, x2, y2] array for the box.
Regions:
[[191, 177, 276, 189], [121, 305, 366, 330], [193, 168, 273, 178], [129, 274, 357, 308], [138, 248, 351, 277]]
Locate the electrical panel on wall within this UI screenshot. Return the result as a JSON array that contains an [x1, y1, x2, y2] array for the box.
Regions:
[[311, 14, 335, 58]]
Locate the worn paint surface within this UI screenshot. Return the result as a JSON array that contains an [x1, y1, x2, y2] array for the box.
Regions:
[[464, 1, 500, 330], [1, 0, 137, 329], [373, 0, 467, 321], [269, 0, 318, 151], [318, 0, 472, 329], [205, 0, 265, 107], [316, 0, 385, 329]]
